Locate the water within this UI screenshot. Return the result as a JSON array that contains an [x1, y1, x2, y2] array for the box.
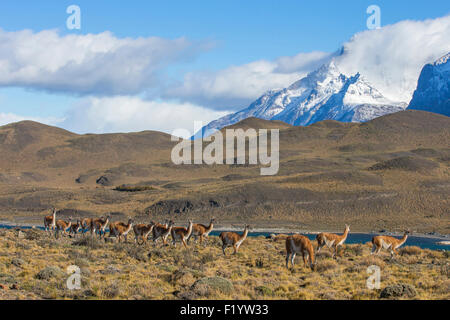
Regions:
[[1, 224, 447, 251]]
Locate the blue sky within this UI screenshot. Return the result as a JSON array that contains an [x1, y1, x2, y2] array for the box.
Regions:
[[0, 0, 449, 133]]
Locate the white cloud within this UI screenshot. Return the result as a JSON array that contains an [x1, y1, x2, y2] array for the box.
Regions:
[[165, 15, 450, 109], [60, 96, 229, 138], [0, 29, 208, 96], [163, 51, 332, 110], [335, 15, 450, 102]]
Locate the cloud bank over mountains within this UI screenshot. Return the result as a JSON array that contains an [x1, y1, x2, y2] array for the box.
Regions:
[[0, 15, 449, 134], [0, 29, 208, 96]]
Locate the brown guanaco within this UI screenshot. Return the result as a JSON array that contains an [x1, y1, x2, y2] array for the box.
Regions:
[[286, 234, 315, 270], [109, 218, 133, 243], [189, 218, 215, 245], [43, 208, 57, 233], [171, 220, 194, 248], [316, 224, 350, 258], [371, 230, 410, 258], [219, 225, 250, 255]]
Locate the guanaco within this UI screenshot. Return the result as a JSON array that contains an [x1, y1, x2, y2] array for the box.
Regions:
[[133, 221, 155, 245], [371, 230, 410, 258], [316, 224, 350, 259], [152, 220, 174, 245], [69, 219, 82, 237], [55, 217, 72, 237], [286, 234, 315, 270], [90, 215, 111, 238], [110, 218, 133, 243], [189, 218, 215, 245], [219, 225, 250, 255], [81, 218, 93, 233], [43, 208, 57, 233], [171, 220, 194, 248]]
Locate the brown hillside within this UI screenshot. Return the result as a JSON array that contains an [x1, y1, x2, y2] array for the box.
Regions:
[[0, 110, 449, 234]]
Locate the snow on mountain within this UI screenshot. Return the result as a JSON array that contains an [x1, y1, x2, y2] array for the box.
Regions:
[[407, 52, 450, 117], [198, 61, 406, 137]]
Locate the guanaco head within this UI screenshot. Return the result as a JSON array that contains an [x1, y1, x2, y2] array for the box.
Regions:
[[127, 218, 133, 225], [210, 217, 216, 223], [345, 224, 350, 232]]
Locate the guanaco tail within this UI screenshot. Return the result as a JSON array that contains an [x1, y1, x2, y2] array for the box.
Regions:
[[286, 234, 315, 270], [219, 225, 250, 255], [171, 220, 194, 248], [109, 218, 133, 243], [316, 224, 350, 258], [189, 218, 215, 245], [371, 230, 410, 258]]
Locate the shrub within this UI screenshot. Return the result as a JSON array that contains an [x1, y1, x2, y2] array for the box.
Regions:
[[72, 236, 104, 249], [255, 285, 273, 296], [35, 266, 65, 281], [191, 277, 234, 297], [400, 246, 422, 256], [315, 260, 338, 272]]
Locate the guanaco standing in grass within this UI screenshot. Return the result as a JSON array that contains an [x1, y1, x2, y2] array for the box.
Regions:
[[371, 230, 410, 258], [43, 208, 57, 233], [55, 216, 72, 237], [316, 224, 350, 259], [219, 225, 250, 255], [285, 234, 315, 270], [171, 220, 194, 248], [152, 220, 174, 245], [189, 218, 215, 245], [133, 221, 155, 245], [69, 219, 82, 237], [90, 215, 111, 238], [81, 218, 93, 234], [109, 218, 133, 243]]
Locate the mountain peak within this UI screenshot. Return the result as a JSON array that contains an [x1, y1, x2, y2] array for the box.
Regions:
[[407, 52, 449, 117], [197, 59, 406, 136], [434, 52, 450, 66]]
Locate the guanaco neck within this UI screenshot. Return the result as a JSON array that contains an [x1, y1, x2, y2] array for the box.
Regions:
[[51, 210, 56, 226], [206, 220, 214, 233], [240, 227, 249, 241], [341, 227, 349, 241], [398, 233, 408, 245], [125, 221, 133, 232], [186, 222, 193, 238]]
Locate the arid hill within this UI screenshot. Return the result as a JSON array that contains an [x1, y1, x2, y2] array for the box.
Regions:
[[0, 110, 449, 234]]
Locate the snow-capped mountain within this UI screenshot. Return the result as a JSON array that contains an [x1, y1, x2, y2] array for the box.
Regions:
[[407, 52, 450, 117], [198, 61, 406, 137]]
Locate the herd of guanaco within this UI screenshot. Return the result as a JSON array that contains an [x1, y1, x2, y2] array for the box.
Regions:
[[43, 208, 410, 271]]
